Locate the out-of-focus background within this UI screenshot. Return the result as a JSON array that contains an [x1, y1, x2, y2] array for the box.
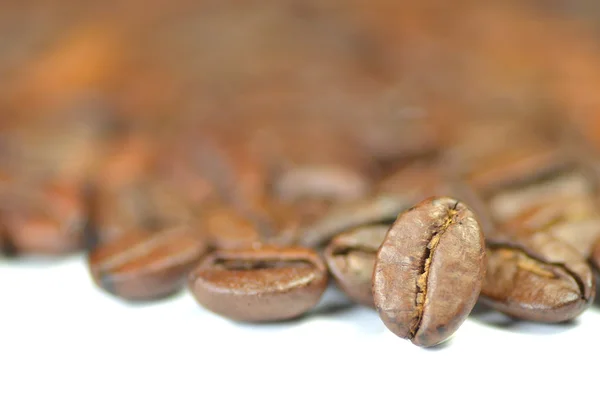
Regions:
[[4, 0, 600, 255]]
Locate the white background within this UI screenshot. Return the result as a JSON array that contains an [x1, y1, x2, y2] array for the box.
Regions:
[[1, 254, 598, 397]]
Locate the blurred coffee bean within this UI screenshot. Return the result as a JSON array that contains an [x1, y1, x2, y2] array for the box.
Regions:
[[0, 179, 86, 255], [299, 195, 410, 247], [489, 170, 593, 222], [198, 200, 262, 250], [324, 224, 389, 307], [88, 226, 206, 301], [502, 195, 600, 256], [273, 165, 370, 202]]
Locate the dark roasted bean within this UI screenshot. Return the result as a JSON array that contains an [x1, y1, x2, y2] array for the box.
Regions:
[[373, 196, 486, 347]]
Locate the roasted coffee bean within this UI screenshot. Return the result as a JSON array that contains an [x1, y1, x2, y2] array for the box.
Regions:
[[373, 196, 486, 347], [482, 233, 595, 323], [188, 246, 328, 322], [90, 180, 195, 246], [0, 180, 86, 254], [199, 201, 261, 249], [274, 165, 370, 202], [589, 236, 600, 273], [501, 195, 600, 256], [324, 225, 389, 307], [88, 226, 206, 301], [489, 170, 592, 222], [299, 195, 409, 247], [376, 158, 448, 201], [466, 145, 567, 195]]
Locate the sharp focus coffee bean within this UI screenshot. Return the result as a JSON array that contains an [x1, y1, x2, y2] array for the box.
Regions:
[[188, 246, 329, 322], [482, 233, 595, 322], [324, 225, 389, 307], [373, 196, 486, 347], [88, 226, 206, 301]]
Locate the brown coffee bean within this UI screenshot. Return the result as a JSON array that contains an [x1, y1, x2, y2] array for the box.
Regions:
[[589, 236, 600, 273], [376, 158, 448, 201], [482, 233, 595, 322], [373, 196, 486, 347], [188, 246, 328, 322], [88, 226, 206, 301], [501, 195, 600, 256], [502, 195, 600, 234], [0, 180, 86, 254], [90, 180, 195, 246], [299, 195, 409, 247], [489, 170, 592, 222], [324, 225, 389, 307], [199, 201, 261, 249], [273, 165, 370, 202], [466, 145, 567, 194]]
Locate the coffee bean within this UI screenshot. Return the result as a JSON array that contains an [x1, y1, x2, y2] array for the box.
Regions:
[[299, 195, 409, 247], [90, 181, 195, 247], [466, 145, 567, 195], [482, 233, 595, 322], [188, 246, 328, 322], [199, 201, 261, 249], [274, 165, 370, 202], [489, 171, 592, 222], [588, 236, 600, 273], [373, 196, 486, 347], [501, 195, 600, 257], [0, 180, 86, 254], [324, 225, 389, 307], [88, 226, 206, 301]]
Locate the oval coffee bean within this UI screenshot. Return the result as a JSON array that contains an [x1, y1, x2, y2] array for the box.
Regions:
[[299, 195, 410, 247], [501, 195, 600, 257], [373, 196, 486, 347], [199, 201, 261, 249], [188, 246, 328, 322], [482, 233, 595, 322], [274, 165, 370, 202], [88, 226, 206, 301], [324, 225, 389, 307], [0, 180, 86, 255]]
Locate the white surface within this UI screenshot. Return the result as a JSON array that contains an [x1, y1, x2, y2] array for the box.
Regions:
[[0, 255, 598, 397]]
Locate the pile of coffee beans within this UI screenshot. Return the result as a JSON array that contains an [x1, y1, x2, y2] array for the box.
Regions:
[[4, 1, 600, 347]]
